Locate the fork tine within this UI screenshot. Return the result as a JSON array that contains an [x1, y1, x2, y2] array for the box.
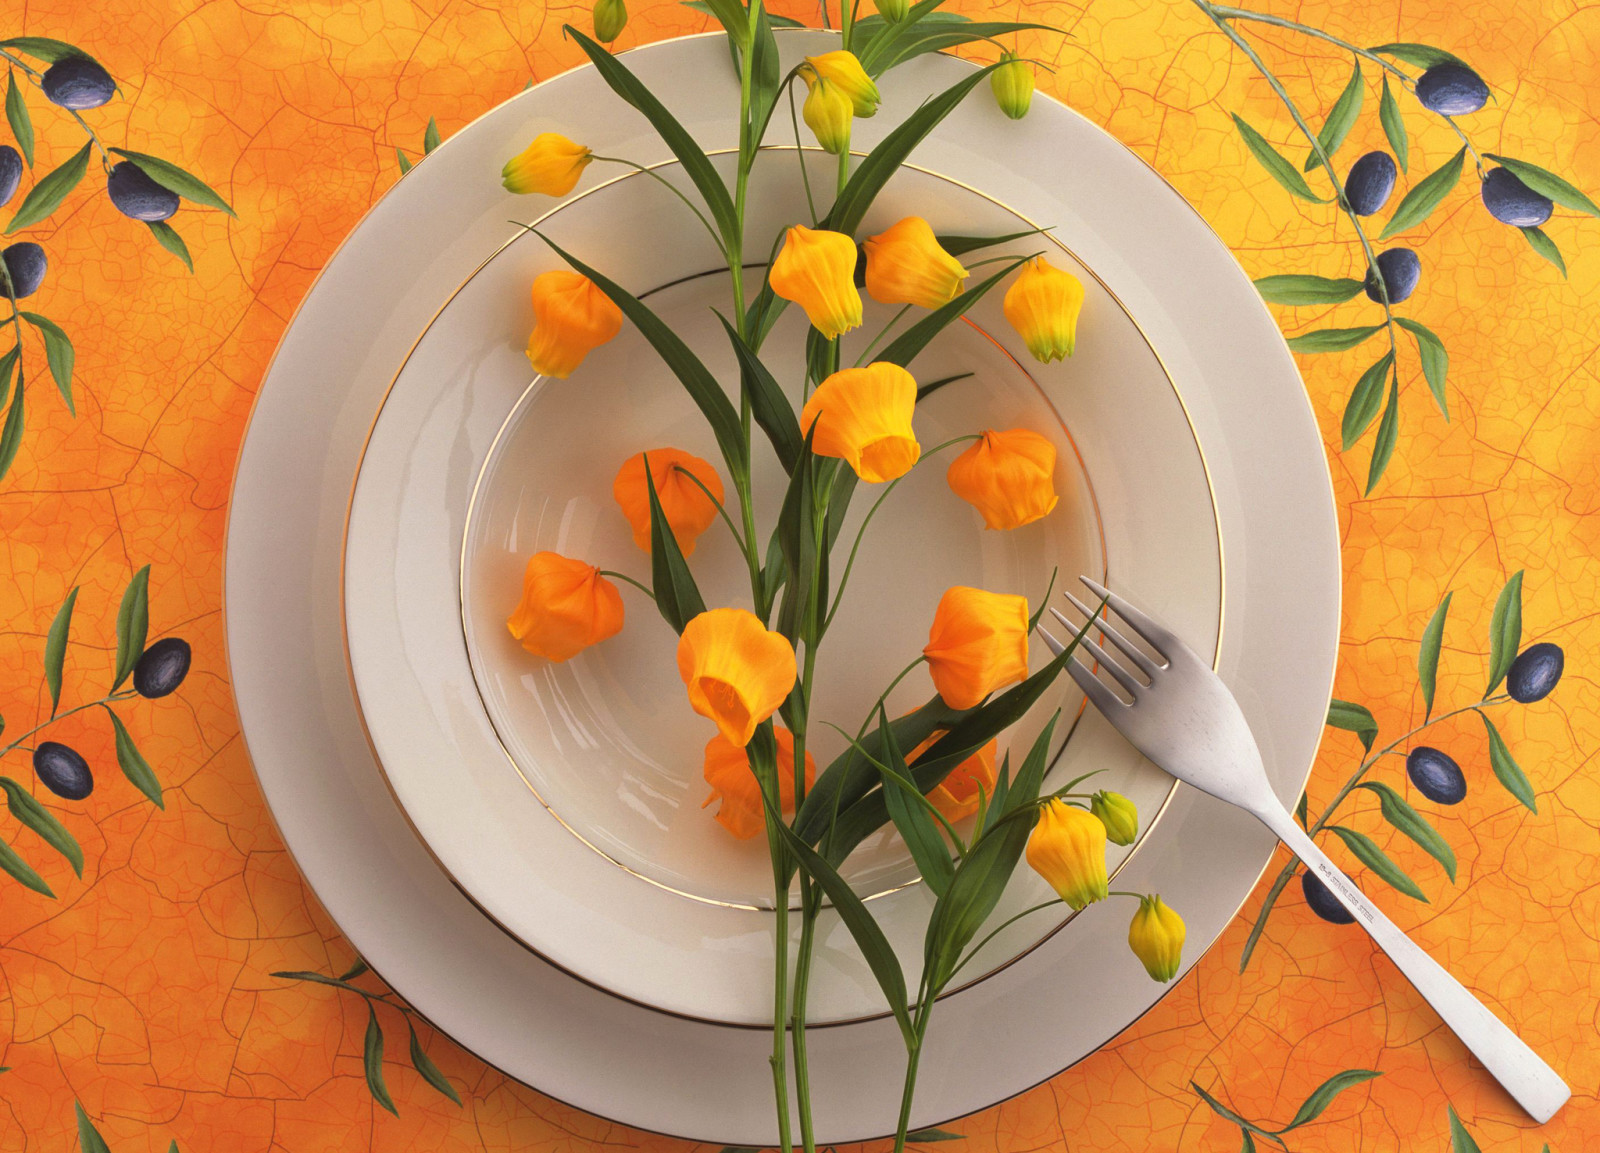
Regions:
[[1048, 607, 1142, 695], [1066, 650, 1127, 713], [1079, 576, 1176, 658], [1061, 590, 1162, 676]]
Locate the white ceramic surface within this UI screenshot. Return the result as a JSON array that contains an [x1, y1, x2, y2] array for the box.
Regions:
[[342, 152, 1218, 1025], [225, 30, 1338, 1143]]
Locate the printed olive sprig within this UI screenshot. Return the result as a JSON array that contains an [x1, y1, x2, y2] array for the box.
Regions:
[[1194, 1068, 1382, 1151], [73, 1101, 184, 1153], [1190, 2, 1597, 494], [1239, 571, 1562, 968], [0, 565, 188, 898]]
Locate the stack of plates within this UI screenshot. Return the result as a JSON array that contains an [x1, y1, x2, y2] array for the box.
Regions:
[[224, 30, 1338, 1143]]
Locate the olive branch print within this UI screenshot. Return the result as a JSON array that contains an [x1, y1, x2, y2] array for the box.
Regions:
[[1191, 2, 1597, 493], [1240, 571, 1562, 968], [73, 1101, 181, 1153], [0, 34, 236, 485], [0, 566, 189, 897]]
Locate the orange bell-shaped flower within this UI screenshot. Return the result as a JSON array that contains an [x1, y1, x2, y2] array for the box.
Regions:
[[908, 730, 999, 822], [612, 448, 724, 557], [677, 608, 798, 747], [1026, 798, 1109, 910], [864, 217, 968, 309], [768, 225, 863, 340], [1003, 256, 1085, 363], [923, 586, 1030, 709], [506, 551, 625, 662], [525, 269, 624, 379], [800, 362, 920, 483], [702, 727, 817, 840], [502, 132, 594, 196], [946, 428, 1059, 531]]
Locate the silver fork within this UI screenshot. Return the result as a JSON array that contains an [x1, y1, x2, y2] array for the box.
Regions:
[[1041, 576, 1570, 1124]]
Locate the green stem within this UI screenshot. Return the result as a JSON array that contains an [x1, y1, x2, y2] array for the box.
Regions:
[[591, 155, 726, 257], [853, 304, 914, 367], [597, 570, 655, 600], [769, 861, 793, 1153], [0, 49, 114, 170], [791, 888, 819, 1153], [0, 692, 137, 760], [672, 464, 751, 555], [892, 1000, 931, 1153], [789, 84, 821, 225], [945, 898, 1065, 984]]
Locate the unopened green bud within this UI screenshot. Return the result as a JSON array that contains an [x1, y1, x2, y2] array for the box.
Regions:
[[991, 52, 1035, 121], [594, 0, 628, 43], [874, 0, 909, 21], [803, 76, 854, 156], [1090, 789, 1138, 846]]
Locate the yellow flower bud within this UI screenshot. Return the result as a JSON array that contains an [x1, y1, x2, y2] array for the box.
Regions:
[[991, 52, 1034, 121], [768, 225, 863, 340], [873, 0, 909, 20], [593, 0, 628, 42], [1090, 790, 1139, 846], [804, 51, 880, 117], [502, 132, 594, 197], [1025, 799, 1108, 910], [801, 362, 921, 484], [1003, 256, 1085, 363], [803, 76, 854, 156], [1128, 894, 1185, 982], [863, 216, 969, 309]]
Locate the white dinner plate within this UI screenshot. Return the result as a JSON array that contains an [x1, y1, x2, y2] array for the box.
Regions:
[[225, 29, 1338, 1143]]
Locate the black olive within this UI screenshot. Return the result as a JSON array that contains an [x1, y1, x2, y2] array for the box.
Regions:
[[33, 741, 93, 800], [1415, 63, 1489, 116], [1344, 151, 1397, 217], [1506, 642, 1563, 703], [1302, 870, 1355, 924], [40, 56, 115, 111], [1406, 746, 1467, 805], [133, 637, 192, 699]]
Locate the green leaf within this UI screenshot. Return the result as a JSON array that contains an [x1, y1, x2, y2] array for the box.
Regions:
[[562, 26, 738, 245], [1327, 699, 1379, 752], [746, 5, 783, 149], [1286, 325, 1383, 353], [270, 969, 364, 991], [681, 0, 751, 43], [43, 585, 77, 716], [1519, 226, 1566, 276], [75, 1102, 111, 1153], [1281, 1069, 1382, 1130], [1231, 114, 1325, 202], [111, 564, 151, 691], [877, 257, 1026, 369], [1364, 374, 1399, 494], [1417, 590, 1452, 720], [772, 430, 819, 644], [1304, 61, 1364, 172], [1379, 147, 1465, 240], [423, 117, 441, 154], [1483, 153, 1600, 217], [1190, 1082, 1284, 1145], [905, 1129, 966, 1143], [856, 18, 1058, 75], [532, 231, 747, 477], [109, 711, 163, 809], [5, 73, 34, 168], [1254, 274, 1366, 305], [5, 141, 91, 233], [337, 959, 369, 981], [1357, 781, 1456, 881], [109, 149, 235, 216], [641, 454, 707, 635], [915, 371, 973, 401], [0, 367, 25, 484], [1329, 825, 1427, 901], [0, 344, 15, 408], [0, 832, 51, 896], [1481, 713, 1536, 812], [395, 148, 413, 174], [1369, 42, 1473, 71], [1448, 1105, 1483, 1153], [407, 1020, 462, 1105], [935, 228, 1047, 257], [827, 62, 1002, 236], [1380, 76, 1408, 173], [363, 1003, 398, 1115], [1, 777, 83, 877], [876, 704, 955, 897], [1485, 569, 1523, 696], [1295, 789, 1309, 827], [1341, 352, 1395, 450], [20, 312, 73, 415], [145, 221, 194, 273], [0, 38, 96, 65], [1395, 317, 1448, 418], [717, 312, 801, 473]]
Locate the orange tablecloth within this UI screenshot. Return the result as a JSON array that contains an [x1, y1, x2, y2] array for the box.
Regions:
[[1, 0, 1594, 1148]]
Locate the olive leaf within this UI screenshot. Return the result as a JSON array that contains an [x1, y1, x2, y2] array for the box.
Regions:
[[1364, 373, 1400, 493], [1379, 76, 1408, 173], [1368, 42, 1473, 71], [1519, 226, 1566, 277], [1280, 1070, 1382, 1131], [642, 453, 707, 634], [270, 969, 365, 992], [1418, 590, 1452, 720], [1191, 1082, 1285, 1147], [1285, 325, 1383, 353], [364, 1003, 399, 1115], [1326, 699, 1378, 751], [717, 312, 801, 473], [876, 256, 1027, 368], [0, 831, 51, 897], [109, 711, 164, 809], [1395, 316, 1448, 419], [0, 368, 26, 484], [1254, 274, 1365, 305], [337, 959, 369, 981], [1303, 60, 1364, 172], [1231, 114, 1325, 203], [75, 1102, 112, 1153], [4, 72, 33, 168], [423, 117, 441, 154], [904, 1129, 966, 1143], [0, 777, 82, 876], [1341, 351, 1395, 450], [1482, 154, 1600, 217], [43, 585, 77, 717], [1485, 569, 1523, 696], [110, 149, 235, 216], [1379, 147, 1465, 240], [111, 564, 151, 691], [876, 703, 956, 897], [5, 141, 91, 233], [1329, 825, 1427, 900], [1481, 713, 1536, 812], [0, 37, 97, 65], [146, 221, 193, 273], [395, 148, 413, 175], [1448, 1105, 1483, 1153], [1357, 781, 1456, 881], [407, 1020, 462, 1105], [20, 312, 73, 414]]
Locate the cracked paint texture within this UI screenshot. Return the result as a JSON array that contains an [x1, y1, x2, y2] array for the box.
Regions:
[[0, 0, 1596, 1149]]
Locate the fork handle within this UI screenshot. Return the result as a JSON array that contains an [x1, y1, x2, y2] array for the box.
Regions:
[[1258, 804, 1570, 1123]]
